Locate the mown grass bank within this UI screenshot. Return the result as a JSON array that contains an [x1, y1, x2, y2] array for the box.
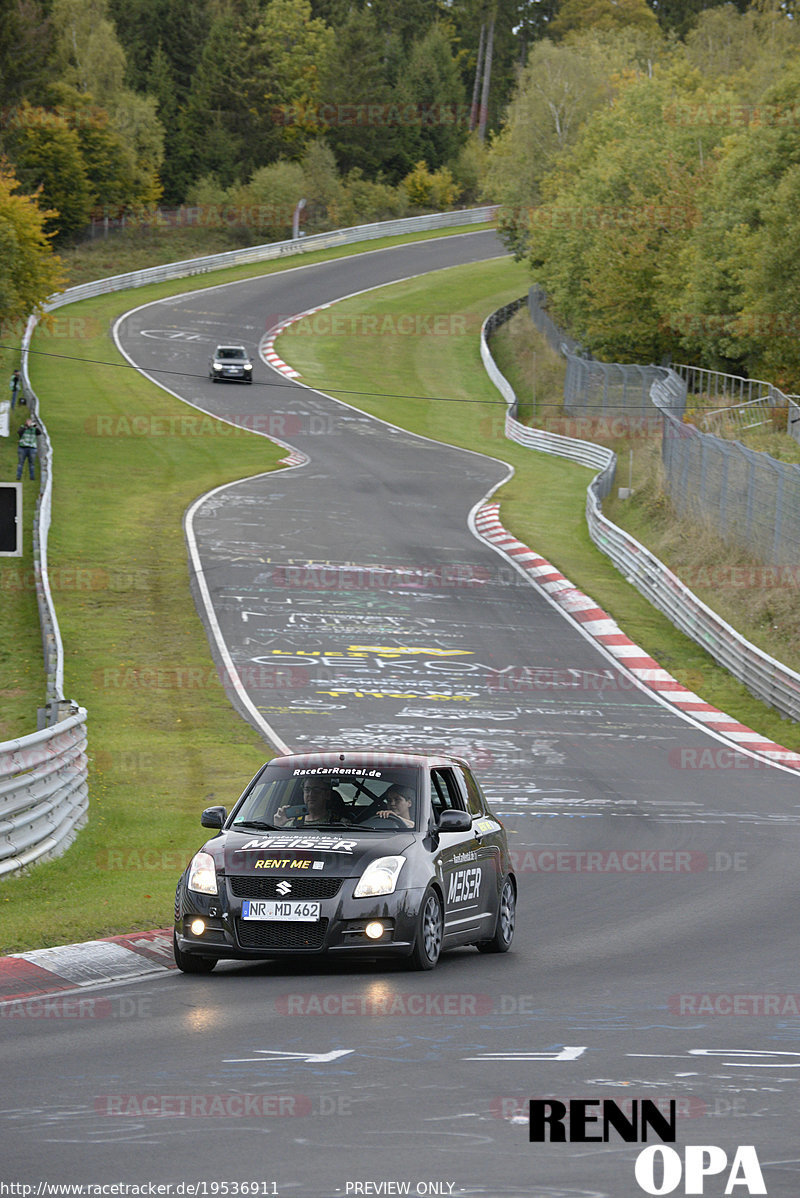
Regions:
[[278, 262, 800, 754]]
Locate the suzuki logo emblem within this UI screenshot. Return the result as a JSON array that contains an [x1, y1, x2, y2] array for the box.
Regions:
[[276, 880, 292, 895]]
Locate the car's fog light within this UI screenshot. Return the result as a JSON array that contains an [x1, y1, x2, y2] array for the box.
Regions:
[[190, 919, 206, 936], [364, 921, 384, 940]]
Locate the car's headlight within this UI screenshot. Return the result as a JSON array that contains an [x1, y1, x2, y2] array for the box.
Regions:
[[188, 851, 218, 895], [354, 856, 405, 898], [243, 361, 252, 370], [212, 362, 223, 371]]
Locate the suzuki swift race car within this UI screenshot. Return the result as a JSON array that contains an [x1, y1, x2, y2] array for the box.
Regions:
[[173, 751, 516, 973]]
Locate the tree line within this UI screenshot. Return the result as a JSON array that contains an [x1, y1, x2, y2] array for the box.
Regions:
[[490, 0, 800, 385], [2, 0, 798, 389]]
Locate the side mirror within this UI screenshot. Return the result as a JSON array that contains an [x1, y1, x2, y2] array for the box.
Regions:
[[436, 808, 472, 833], [201, 805, 227, 829]]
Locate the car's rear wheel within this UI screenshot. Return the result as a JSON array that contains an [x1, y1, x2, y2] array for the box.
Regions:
[[409, 886, 443, 970], [477, 876, 516, 954], [173, 930, 217, 974]]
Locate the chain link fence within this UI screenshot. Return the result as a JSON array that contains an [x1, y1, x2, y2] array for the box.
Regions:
[[527, 287, 800, 567], [652, 388, 800, 567], [486, 301, 800, 725], [527, 287, 682, 429]]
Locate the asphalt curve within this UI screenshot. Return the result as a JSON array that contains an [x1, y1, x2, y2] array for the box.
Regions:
[[4, 232, 800, 1197]]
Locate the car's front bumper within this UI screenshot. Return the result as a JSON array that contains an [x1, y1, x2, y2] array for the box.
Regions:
[[175, 876, 424, 960]]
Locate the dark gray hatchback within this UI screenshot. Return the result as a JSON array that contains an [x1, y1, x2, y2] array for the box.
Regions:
[[208, 343, 253, 382], [173, 750, 516, 972]]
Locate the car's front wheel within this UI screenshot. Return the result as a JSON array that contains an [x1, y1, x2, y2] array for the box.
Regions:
[[477, 876, 516, 954], [173, 930, 217, 974], [409, 886, 443, 970]]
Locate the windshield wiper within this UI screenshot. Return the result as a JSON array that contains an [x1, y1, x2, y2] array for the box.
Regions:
[[232, 819, 277, 830]]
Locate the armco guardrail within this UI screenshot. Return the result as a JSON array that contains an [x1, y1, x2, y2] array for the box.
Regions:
[[482, 301, 800, 724], [21, 315, 63, 711], [39, 207, 499, 314], [480, 304, 617, 492], [6, 206, 497, 877], [0, 712, 88, 877]]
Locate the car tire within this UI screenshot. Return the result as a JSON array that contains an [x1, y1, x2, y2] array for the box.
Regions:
[[477, 876, 516, 954], [173, 929, 216, 974], [408, 886, 443, 971]]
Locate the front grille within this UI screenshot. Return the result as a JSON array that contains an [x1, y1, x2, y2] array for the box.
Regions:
[[229, 875, 343, 900], [236, 919, 328, 951]]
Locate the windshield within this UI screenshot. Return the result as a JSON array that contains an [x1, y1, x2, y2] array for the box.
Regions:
[[232, 763, 421, 831], [218, 347, 246, 360]]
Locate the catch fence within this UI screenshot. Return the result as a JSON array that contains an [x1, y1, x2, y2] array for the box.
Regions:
[[485, 301, 800, 724]]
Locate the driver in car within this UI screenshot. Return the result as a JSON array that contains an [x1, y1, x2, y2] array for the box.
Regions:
[[376, 784, 415, 828], [273, 777, 349, 827]]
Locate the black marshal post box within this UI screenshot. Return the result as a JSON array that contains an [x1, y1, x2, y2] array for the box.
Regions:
[[0, 483, 21, 555]]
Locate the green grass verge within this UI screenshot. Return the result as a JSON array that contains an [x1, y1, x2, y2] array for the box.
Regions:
[[0, 222, 492, 953], [0, 334, 42, 743], [277, 259, 800, 754]]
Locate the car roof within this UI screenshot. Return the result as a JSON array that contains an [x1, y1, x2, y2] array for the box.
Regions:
[[265, 750, 474, 772], [214, 344, 247, 351]]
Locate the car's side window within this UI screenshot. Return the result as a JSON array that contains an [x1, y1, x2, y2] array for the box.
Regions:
[[430, 768, 467, 814], [453, 765, 485, 816], [430, 771, 448, 819]]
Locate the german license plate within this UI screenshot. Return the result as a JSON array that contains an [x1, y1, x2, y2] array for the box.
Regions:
[[241, 900, 321, 921]]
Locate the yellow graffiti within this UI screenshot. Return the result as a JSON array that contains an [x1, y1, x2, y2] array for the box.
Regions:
[[347, 645, 473, 658]]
